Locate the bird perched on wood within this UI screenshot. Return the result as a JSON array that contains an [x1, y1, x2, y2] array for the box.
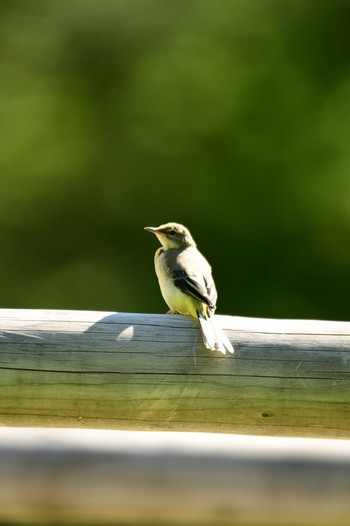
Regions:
[[144, 222, 234, 355]]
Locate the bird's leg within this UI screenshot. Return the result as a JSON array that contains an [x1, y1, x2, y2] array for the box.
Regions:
[[166, 310, 178, 314]]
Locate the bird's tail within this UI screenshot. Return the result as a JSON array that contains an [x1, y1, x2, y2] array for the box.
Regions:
[[197, 312, 234, 355]]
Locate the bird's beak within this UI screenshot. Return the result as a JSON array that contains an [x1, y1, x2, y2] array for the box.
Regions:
[[144, 226, 159, 234]]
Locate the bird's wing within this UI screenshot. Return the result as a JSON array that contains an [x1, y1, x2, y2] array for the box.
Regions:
[[173, 270, 215, 309], [203, 273, 217, 308], [167, 247, 218, 311]]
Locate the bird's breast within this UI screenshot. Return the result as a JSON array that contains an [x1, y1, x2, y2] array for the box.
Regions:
[[154, 248, 198, 318]]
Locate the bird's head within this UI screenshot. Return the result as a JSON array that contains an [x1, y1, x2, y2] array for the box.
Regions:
[[144, 222, 196, 249]]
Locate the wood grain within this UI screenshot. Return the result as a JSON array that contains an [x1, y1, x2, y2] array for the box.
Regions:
[[0, 309, 349, 437]]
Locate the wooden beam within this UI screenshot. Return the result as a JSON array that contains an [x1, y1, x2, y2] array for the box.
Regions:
[[0, 428, 350, 525], [0, 309, 350, 437]]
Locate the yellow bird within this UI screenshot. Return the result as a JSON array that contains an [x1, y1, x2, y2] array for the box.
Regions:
[[144, 222, 234, 354]]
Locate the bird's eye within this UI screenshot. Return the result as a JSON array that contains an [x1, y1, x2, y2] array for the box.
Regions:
[[168, 230, 176, 236]]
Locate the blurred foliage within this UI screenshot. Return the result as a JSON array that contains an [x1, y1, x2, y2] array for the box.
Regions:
[[0, 0, 350, 320]]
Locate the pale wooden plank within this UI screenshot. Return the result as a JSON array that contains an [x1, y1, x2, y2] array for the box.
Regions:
[[0, 428, 350, 525], [0, 309, 349, 436]]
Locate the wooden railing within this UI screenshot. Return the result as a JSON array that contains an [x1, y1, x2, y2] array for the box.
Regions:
[[0, 309, 350, 525], [1, 309, 349, 436]]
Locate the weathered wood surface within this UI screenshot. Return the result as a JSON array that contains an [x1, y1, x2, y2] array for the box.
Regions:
[[0, 309, 349, 437], [1, 428, 350, 526]]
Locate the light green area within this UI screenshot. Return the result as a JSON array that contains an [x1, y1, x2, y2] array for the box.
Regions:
[[1, 370, 350, 438]]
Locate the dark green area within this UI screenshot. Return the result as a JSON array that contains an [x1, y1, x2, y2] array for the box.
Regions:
[[1, 0, 349, 320]]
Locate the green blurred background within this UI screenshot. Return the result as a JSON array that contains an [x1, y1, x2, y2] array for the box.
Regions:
[[1, 0, 349, 321]]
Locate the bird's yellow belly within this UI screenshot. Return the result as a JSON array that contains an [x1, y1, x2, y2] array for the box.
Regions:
[[157, 273, 198, 319]]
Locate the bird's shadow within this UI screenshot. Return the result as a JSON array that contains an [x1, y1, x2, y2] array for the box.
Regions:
[[83, 311, 228, 362]]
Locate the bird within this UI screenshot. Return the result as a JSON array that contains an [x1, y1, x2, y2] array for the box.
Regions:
[[144, 222, 234, 354]]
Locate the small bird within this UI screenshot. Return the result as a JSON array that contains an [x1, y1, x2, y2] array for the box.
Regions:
[[144, 222, 234, 354]]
